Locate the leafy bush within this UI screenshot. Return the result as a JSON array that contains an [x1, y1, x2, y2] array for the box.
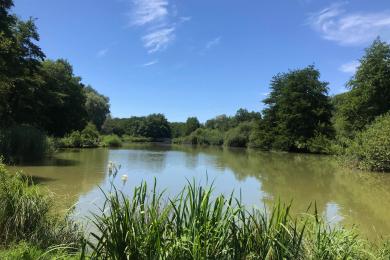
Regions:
[[59, 131, 83, 148], [344, 113, 390, 171], [248, 124, 274, 150], [102, 135, 122, 147], [304, 133, 334, 154], [174, 128, 224, 146], [0, 164, 81, 249], [0, 125, 51, 163], [58, 123, 100, 148], [80, 122, 100, 147], [224, 122, 254, 147], [122, 135, 153, 143], [171, 136, 186, 144]]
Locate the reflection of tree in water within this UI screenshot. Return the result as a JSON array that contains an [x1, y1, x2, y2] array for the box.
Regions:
[[209, 149, 336, 215], [184, 151, 199, 170], [330, 169, 390, 239], [9, 148, 110, 211], [189, 147, 390, 239], [120, 150, 167, 173], [18, 144, 390, 238]]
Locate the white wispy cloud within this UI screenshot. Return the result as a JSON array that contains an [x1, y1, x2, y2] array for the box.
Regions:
[[339, 60, 360, 74], [142, 59, 159, 67], [129, 0, 188, 54], [179, 16, 191, 23], [308, 3, 390, 45], [97, 48, 109, 58], [131, 0, 168, 26], [205, 37, 221, 50], [142, 27, 175, 53]]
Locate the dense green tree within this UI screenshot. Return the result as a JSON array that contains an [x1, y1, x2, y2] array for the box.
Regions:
[[257, 65, 333, 152], [345, 113, 390, 172], [101, 114, 171, 139], [101, 117, 125, 136], [141, 114, 171, 139], [185, 117, 200, 135], [36, 59, 88, 136], [234, 108, 261, 124], [124, 116, 145, 136], [224, 121, 256, 147], [0, 0, 45, 127], [204, 109, 260, 133], [335, 39, 390, 136], [84, 86, 110, 130], [170, 122, 186, 138], [205, 115, 233, 131]]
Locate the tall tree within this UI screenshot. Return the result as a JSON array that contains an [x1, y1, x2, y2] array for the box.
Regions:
[[0, 0, 45, 127], [84, 86, 110, 130], [234, 108, 261, 124], [260, 65, 333, 151], [142, 114, 171, 139], [185, 117, 200, 135], [205, 115, 233, 131], [37, 59, 88, 136], [336, 39, 390, 135], [170, 122, 186, 138]]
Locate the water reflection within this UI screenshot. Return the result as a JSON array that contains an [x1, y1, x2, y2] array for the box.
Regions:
[[7, 144, 390, 239], [7, 148, 110, 211]]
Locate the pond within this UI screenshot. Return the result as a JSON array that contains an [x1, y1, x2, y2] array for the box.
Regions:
[[7, 143, 390, 240]]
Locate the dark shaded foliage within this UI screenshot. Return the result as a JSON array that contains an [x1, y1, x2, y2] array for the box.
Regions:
[[254, 65, 334, 152], [0, 125, 49, 163], [84, 86, 110, 131], [102, 114, 171, 139]]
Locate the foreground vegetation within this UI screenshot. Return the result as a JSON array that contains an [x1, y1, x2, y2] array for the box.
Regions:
[[0, 163, 389, 259], [0, 163, 81, 258]]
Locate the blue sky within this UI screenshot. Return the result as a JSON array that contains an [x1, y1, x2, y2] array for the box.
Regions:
[[13, 0, 390, 122]]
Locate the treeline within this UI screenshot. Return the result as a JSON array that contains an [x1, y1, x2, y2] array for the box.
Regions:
[[101, 109, 261, 147], [172, 39, 390, 172], [101, 114, 171, 140], [0, 1, 110, 162], [172, 109, 261, 147]]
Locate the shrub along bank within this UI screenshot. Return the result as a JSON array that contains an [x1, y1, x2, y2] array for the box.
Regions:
[[344, 113, 390, 172]]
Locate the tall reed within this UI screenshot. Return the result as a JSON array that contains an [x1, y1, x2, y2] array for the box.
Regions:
[[0, 125, 51, 163], [0, 164, 81, 249], [87, 177, 381, 259]]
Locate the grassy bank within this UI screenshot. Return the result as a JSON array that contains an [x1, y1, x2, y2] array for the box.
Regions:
[[0, 163, 82, 258], [0, 163, 389, 259]]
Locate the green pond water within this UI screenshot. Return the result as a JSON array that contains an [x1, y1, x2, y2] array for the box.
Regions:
[[7, 143, 390, 240]]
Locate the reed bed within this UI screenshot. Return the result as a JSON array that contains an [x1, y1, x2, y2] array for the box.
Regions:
[[87, 178, 388, 259]]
